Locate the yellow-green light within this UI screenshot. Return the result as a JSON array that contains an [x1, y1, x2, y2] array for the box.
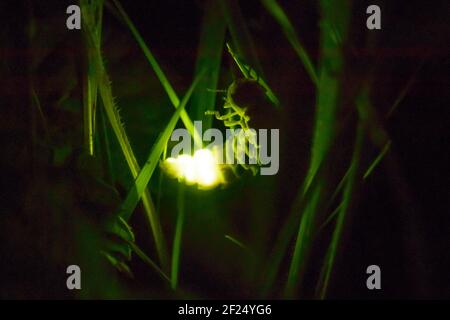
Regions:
[[161, 148, 224, 189]]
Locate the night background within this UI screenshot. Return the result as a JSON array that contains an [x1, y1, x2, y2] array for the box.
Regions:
[[0, 0, 449, 299]]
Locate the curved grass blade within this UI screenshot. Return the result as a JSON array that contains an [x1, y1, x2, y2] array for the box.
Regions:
[[261, 0, 318, 86], [110, 0, 202, 147], [81, 2, 168, 269], [364, 140, 391, 179], [117, 73, 203, 221], [225, 234, 249, 252], [82, 0, 103, 155], [129, 242, 171, 284], [226, 43, 280, 107], [171, 185, 185, 290], [285, 0, 350, 297], [191, 0, 226, 128], [260, 147, 335, 297], [316, 119, 364, 299], [220, 0, 262, 76]]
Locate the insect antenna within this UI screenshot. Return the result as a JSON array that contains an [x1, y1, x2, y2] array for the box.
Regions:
[[206, 88, 227, 93]]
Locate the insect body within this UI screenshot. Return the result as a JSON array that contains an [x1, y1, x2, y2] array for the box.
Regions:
[[206, 77, 269, 175], [206, 79, 262, 128]]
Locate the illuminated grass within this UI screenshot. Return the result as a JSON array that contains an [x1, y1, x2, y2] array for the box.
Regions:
[[285, 0, 350, 297], [81, 0, 169, 269], [116, 74, 203, 221], [110, 0, 202, 147], [171, 185, 185, 290], [190, 0, 226, 129]]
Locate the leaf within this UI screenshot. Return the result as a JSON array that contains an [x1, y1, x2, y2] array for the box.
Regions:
[[261, 0, 318, 86], [316, 113, 365, 299], [129, 242, 171, 284], [110, 0, 202, 147], [285, 0, 351, 297], [117, 73, 203, 221], [81, 0, 103, 155], [190, 0, 226, 128], [226, 43, 280, 107], [101, 251, 134, 278], [363, 140, 391, 179], [81, 1, 168, 269], [219, 0, 262, 75], [171, 185, 185, 290]]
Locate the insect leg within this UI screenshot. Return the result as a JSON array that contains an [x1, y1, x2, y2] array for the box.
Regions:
[[217, 112, 238, 121], [240, 162, 259, 175], [206, 88, 227, 93], [205, 111, 238, 121], [205, 110, 221, 117], [223, 119, 242, 127]]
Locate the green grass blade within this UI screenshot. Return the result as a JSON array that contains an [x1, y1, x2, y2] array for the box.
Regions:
[[285, 0, 350, 297], [318, 139, 390, 232], [260, 150, 334, 297], [31, 88, 50, 142], [226, 43, 280, 107], [316, 116, 365, 299], [171, 185, 185, 290], [317, 201, 344, 232], [225, 234, 249, 252], [81, 2, 168, 269], [98, 104, 115, 184], [83, 69, 96, 155], [220, 0, 262, 75], [129, 242, 171, 284], [219, 0, 280, 106], [386, 61, 423, 118], [117, 73, 202, 221], [191, 0, 226, 128], [364, 140, 391, 179], [261, 0, 318, 86], [285, 186, 321, 296], [82, 0, 103, 155], [110, 0, 202, 147]]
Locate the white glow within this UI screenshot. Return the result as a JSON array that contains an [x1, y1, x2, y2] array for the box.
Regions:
[[161, 148, 223, 189]]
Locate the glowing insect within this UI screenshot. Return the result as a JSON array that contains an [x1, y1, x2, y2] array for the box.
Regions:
[[205, 71, 269, 175], [160, 148, 225, 189]]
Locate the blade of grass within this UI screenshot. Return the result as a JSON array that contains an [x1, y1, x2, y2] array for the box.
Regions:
[[109, 0, 202, 147], [98, 103, 115, 184], [171, 185, 185, 290], [191, 0, 226, 128], [82, 0, 103, 155], [263, 134, 376, 297], [318, 139, 390, 233], [117, 73, 203, 221], [316, 107, 365, 299], [225, 234, 249, 252], [226, 43, 280, 107], [31, 88, 50, 142], [317, 201, 344, 232], [155, 146, 167, 216], [261, 0, 318, 86], [260, 145, 337, 297], [386, 60, 423, 118], [117, 73, 202, 281], [285, 0, 350, 297], [129, 241, 171, 284], [219, 0, 262, 76], [81, 2, 168, 269], [219, 0, 280, 106], [364, 140, 391, 179]]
